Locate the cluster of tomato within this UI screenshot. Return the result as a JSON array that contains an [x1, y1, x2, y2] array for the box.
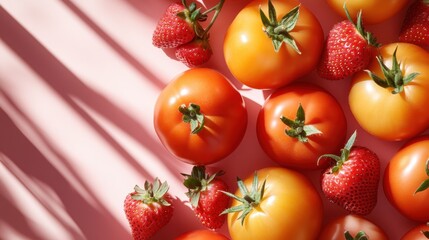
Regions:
[[152, 0, 429, 239]]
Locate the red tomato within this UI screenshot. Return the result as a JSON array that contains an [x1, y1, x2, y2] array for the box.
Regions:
[[224, 0, 324, 89], [325, 0, 409, 24], [384, 135, 429, 222], [256, 83, 347, 169], [225, 167, 323, 240], [175, 229, 229, 240], [154, 68, 247, 165], [319, 215, 389, 240], [349, 43, 429, 141], [402, 223, 429, 240]]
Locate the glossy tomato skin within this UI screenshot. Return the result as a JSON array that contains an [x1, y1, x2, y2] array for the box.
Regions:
[[326, 0, 409, 24], [319, 215, 388, 240], [384, 135, 429, 222], [175, 229, 229, 240], [227, 167, 323, 240], [349, 43, 429, 141], [224, 0, 324, 89], [154, 68, 247, 165], [401, 223, 429, 240], [256, 83, 347, 169]]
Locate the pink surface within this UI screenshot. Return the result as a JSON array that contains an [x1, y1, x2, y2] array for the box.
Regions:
[[0, 0, 425, 239]]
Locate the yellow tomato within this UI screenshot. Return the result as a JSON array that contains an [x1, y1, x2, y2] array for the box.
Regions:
[[224, 0, 324, 89], [349, 43, 429, 141], [325, 0, 409, 24], [225, 167, 323, 240]]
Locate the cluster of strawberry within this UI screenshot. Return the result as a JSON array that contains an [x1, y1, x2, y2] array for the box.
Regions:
[[318, 1, 429, 80], [152, 0, 224, 68], [123, 166, 229, 240]]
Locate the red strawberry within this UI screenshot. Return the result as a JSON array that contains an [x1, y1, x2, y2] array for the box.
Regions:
[[317, 6, 379, 80], [399, 0, 429, 48], [182, 166, 229, 230], [124, 179, 174, 240], [175, 37, 213, 67], [152, 3, 200, 48], [320, 131, 380, 215]]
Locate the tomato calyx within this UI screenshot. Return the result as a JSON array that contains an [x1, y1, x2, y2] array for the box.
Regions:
[[345, 230, 368, 240], [182, 165, 225, 207], [318, 130, 357, 173], [131, 178, 171, 206], [259, 0, 301, 53], [343, 3, 379, 48], [422, 222, 429, 239], [179, 103, 205, 134], [221, 172, 266, 225], [280, 103, 321, 142], [366, 47, 420, 94], [415, 159, 429, 194]]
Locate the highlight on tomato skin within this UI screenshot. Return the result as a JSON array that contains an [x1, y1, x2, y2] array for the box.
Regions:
[[383, 135, 429, 222], [318, 214, 389, 240], [153, 68, 248, 165]]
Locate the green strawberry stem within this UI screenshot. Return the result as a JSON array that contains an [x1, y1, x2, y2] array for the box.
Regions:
[[343, 3, 380, 48], [131, 178, 171, 206], [260, 0, 301, 53], [181, 166, 225, 207], [221, 172, 266, 225], [178, 103, 205, 134], [366, 46, 420, 94], [415, 159, 429, 194], [200, 0, 224, 37], [345, 231, 368, 240], [318, 130, 357, 172], [280, 103, 322, 142]]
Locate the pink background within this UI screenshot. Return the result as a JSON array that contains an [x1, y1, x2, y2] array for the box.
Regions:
[[0, 0, 425, 239]]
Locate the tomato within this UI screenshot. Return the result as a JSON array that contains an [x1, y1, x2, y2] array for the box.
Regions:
[[223, 0, 324, 89], [402, 223, 429, 240], [154, 68, 247, 165], [224, 167, 323, 240], [383, 135, 429, 222], [325, 0, 409, 24], [349, 43, 429, 141], [256, 82, 347, 169], [175, 229, 229, 240], [319, 214, 388, 240]]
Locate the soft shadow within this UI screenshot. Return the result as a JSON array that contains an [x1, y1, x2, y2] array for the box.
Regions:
[[0, 106, 129, 239]]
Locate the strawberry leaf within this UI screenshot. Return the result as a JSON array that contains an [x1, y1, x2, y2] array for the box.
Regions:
[[131, 178, 171, 206]]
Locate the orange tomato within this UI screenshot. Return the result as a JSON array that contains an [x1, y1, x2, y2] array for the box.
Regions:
[[319, 215, 389, 240], [256, 83, 347, 169], [401, 223, 429, 240], [325, 0, 409, 24], [226, 167, 323, 240], [349, 43, 429, 141], [384, 135, 429, 222], [154, 68, 247, 165], [223, 0, 324, 89], [175, 229, 229, 240]]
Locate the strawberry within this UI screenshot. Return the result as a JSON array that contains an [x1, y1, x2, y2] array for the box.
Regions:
[[317, 5, 379, 80], [175, 37, 213, 67], [124, 179, 174, 240], [182, 166, 229, 230], [152, 2, 199, 48], [319, 131, 380, 215], [399, 0, 429, 48]]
